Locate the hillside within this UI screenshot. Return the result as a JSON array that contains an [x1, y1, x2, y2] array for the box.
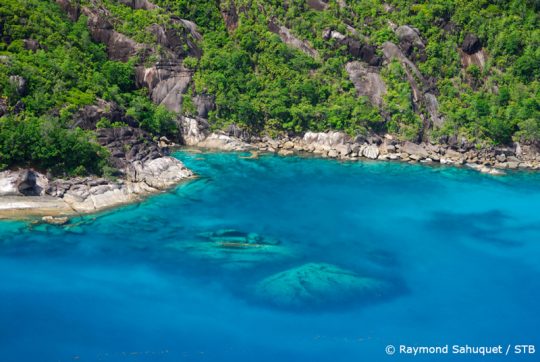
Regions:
[[0, 0, 539, 175]]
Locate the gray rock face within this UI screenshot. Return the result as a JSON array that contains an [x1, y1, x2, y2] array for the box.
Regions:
[[424, 93, 443, 127], [269, 23, 320, 59], [0, 98, 7, 117], [254, 263, 388, 308], [307, 0, 329, 11], [0, 170, 48, 197], [193, 94, 215, 118], [72, 99, 137, 130], [220, 0, 239, 32], [462, 33, 482, 55], [95, 126, 164, 170], [396, 25, 424, 49], [179, 117, 210, 146], [82, 7, 142, 62], [8, 75, 27, 96], [23, 39, 41, 51], [55, 0, 80, 21], [382, 42, 442, 129], [362, 144, 380, 159], [118, 0, 157, 10], [395, 25, 426, 61], [401, 141, 429, 158], [303, 131, 348, 149], [197, 133, 254, 151], [323, 30, 381, 65], [136, 64, 193, 113], [345, 61, 386, 107], [460, 48, 487, 69]]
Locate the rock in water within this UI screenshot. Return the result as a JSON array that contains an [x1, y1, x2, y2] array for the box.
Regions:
[[42, 216, 69, 225], [254, 263, 387, 309]]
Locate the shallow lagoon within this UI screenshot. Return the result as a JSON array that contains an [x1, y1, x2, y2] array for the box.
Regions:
[[1, 151, 540, 361]]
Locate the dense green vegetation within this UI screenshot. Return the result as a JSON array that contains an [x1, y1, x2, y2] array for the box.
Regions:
[[0, 0, 176, 175], [153, 0, 539, 144], [0, 0, 539, 175]]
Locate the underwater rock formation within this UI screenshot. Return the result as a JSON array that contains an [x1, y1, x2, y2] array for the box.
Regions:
[[254, 263, 388, 308], [165, 229, 291, 269]]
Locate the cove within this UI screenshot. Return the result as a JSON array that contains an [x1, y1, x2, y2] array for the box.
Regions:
[[1, 151, 539, 362]]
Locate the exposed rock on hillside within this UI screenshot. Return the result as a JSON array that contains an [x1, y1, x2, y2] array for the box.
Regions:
[[323, 29, 381, 65], [396, 25, 426, 62], [382, 41, 442, 130], [462, 33, 482, 55], [118, 0, 157, 10], [345, 61, 386, 107], [82, 7, 143, 61], [72, 99, 137, 130], [136, 64, 193, 113], [220, 0, 239, 32], [307, 0, 329, 11], [269, 21, 320, 59]]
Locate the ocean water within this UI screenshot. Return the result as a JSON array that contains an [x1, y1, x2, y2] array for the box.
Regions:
[[1, 151, 539, 362]]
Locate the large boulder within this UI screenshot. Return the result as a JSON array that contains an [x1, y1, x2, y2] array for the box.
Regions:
[[401, 141, 429, 158], [269, 22, 320, 59], [193, 94, 215, 118], [323, 29, 381, 65], [462, 33, 482, 55], [8, 75, 27, 96], [303, 131, 349, 149], [395, 25, 425, 60], [220, 0, 239, 32], [118, 0, 157, 10], [0, 170, 48, 196], [179, 116, 210, 146], [135, 64, 193, 113], [307, 0, 329, 11], [396, 25, 424, 49], [345, 61, 386, 107], [72, 99, 136, 130], [82, 7, 142, 62], [254, 263, 388, 309]]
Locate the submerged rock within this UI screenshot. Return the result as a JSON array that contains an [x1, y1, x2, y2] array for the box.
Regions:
[[254, 263, 388, 309], [165, 229, 291, 269], [198, 229, 280, 247]]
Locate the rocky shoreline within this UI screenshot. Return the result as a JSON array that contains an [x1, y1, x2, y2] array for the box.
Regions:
[[2, 119, 539, 221], [0, 126, 194, 221], [181, 118, 540, 175]]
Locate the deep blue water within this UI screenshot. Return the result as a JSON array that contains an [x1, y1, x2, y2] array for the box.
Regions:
[[1, 151, 540, 362]]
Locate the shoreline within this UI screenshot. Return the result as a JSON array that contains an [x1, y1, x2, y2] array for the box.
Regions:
[[2, 129, 539, 222], [0, 156, 194, 222], [187, 130, 540, 174]]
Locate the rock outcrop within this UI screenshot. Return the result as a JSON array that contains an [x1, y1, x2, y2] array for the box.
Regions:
[[322, 29, 381, 65], [345, 61, 386, 107], [269, 22, 320, 59], [180, 117, 210, 146], [382, 41, 442, 130], [220, 0, 239, 32], [136, 64, 193, 113], [72, 99, 137, 130], [461, 34, 482, 55], [118, 0, 157, 10], [82, 6, 143, 62], [395, 25, 426, 62], [307, 0, 329, 11]]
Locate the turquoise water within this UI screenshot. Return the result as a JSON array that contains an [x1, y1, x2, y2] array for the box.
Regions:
[[1, 151, 539, 361]]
